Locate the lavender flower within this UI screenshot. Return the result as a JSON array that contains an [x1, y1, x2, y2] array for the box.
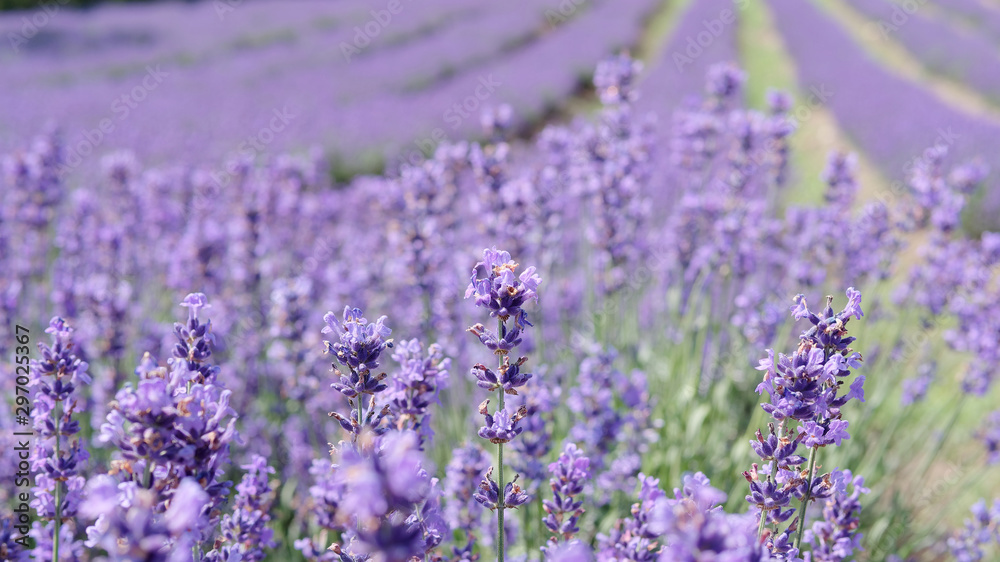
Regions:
[[473, 468, 529, 511], [900, 362, 936, 406], [443, 443, 491, 544], [542, 442, 591, 544], [803, 470, 869, 562], [29, 317, 91, 561], [465, 247, 541, 327], [386, 339, 450, 446], [324, 306, 393, 397], [465, 247, 542, 562], [749, 288, 867, 555], [651, 473, 767, 562], [205, 455, 277, 562], [477, 401, 528, 444], [99, 295, 237, 535], [324, 306, 394, 440], [596, 474, 665, 561], [81, 475, 209, 561], [948, 498, 1000, 562]]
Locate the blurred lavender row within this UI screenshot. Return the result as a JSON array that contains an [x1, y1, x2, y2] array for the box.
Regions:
[[768, 0, 1000, 230], [0, 0, 658, 174], [842, 0, 1000, 105]]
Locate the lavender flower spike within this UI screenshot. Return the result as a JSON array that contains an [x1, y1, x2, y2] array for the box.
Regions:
[[30, 317, 91, 562], [466, 247, 541, 562], [465, 247, 541, 326], [542, 442, 592, 544]]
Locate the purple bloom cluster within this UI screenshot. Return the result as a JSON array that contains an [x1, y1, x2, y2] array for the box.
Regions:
[[205, 455, 278, 562], [81, 476, 210, 561], [651, 473, 767, 562], [948, 498, 1000, 562], [98, 295, 238, 546], [386, 339, 451, 447], [323, 306, 394, 439], [747, 288, 868, 558], [466, 247, 541, 559], [541, 442, 591, 545], [802, 470, 869, 562], [29, 317, 92, 561]]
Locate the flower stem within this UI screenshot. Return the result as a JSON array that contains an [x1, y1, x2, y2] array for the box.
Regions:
[[53, 400, 62, 562], [793, 445, 819, 551], [496, 317, 506, 562]]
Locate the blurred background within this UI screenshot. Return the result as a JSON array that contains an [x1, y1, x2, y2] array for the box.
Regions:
[[3, 2, 1000, 560], [2, 0, 999, 230]]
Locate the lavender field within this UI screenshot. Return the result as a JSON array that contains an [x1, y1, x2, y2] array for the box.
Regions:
[[1, 0, 999, 561]]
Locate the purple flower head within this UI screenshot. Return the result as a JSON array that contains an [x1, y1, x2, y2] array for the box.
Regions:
[[172, 294, 218, 384], [333, 431, 432, 527], [798, 419, 851, 448], [477, 401, 528, 444], [750, 424, 806, 470], [821, 151, 859, 211], [471, 356, 532, 395], [386, 340, 450, 445], [443, 443, 490, 537], [948, 498, 1000, 562], [29, 316, 91, 557], [179, 293, 210, 323], [323, 306, 393, 374], [705, 63, 746, 108], [465, 247, 541, 325], [468, 323, 523, 355], [803, 470, 869, 562], [673, 472, 727, 514], [542, 442, 592, 542], [208, 455, 277, 562], [81, 475, 202, 560], [473, 467, 529, 511]]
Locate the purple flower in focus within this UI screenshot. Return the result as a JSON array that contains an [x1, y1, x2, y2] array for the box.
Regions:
[[477, 401, 528, 444], [473, 467, 529, 511], [464, 247, 541, 326]]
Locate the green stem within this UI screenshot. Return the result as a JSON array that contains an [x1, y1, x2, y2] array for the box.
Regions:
[[496, 317, 506, 562], [793, 446, 819, 550], [53, 400, 62, 562]]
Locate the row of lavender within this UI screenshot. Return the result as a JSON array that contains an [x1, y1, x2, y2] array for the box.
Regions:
[[841, 0, 1000, 104], [1, 54, 999, 559], [767, 0, 1000, 233], [0, 0, 657, 174]]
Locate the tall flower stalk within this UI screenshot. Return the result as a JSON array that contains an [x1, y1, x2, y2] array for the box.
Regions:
[[746, 288, 868, 558], [466, 247, 541, 561], [30, 317, 91, 561]]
